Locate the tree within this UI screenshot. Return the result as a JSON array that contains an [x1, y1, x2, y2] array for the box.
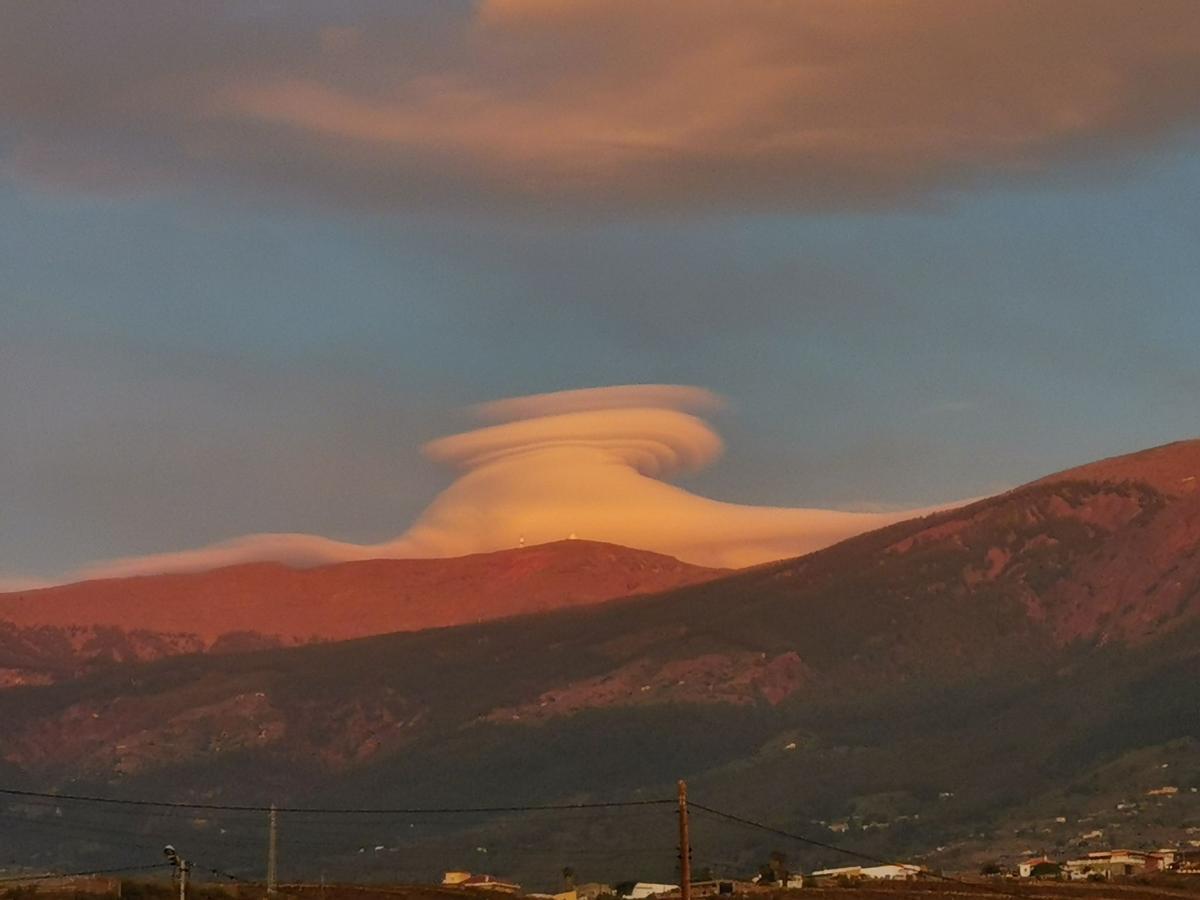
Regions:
[[758, 850, 789, 885]]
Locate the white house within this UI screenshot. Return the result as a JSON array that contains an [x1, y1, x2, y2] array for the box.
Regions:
[[861, 865, 923, 880], [811, 864, 922, 881], [627, 883, 679, 899]]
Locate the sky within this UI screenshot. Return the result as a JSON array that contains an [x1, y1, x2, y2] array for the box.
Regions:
[[3, 0, 1200, 582]]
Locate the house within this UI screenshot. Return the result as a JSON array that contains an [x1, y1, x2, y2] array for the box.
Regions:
[[623, 883, 679, 899], [463, 875, 522, 894], [443, 873, 522, 894], [861, 865, 923, 880], [1153, 849, 1178, 869], [1064, 850, 1156, 880], [1018, 858, 1060, 879], [750, 873, 804, 890], [576, 883, 613, 900], [810, 866, 863, 882], [810, 864, 922, 882], [657, 881, 774, 899]]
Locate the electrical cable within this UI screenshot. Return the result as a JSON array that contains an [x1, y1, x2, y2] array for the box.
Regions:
[[0, 788, 671, 816], [0, 863, 168, 884]]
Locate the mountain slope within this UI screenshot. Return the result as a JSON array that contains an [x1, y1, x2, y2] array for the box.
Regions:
[[2, 440, 1200, 882], [0, 540, 724, 683]]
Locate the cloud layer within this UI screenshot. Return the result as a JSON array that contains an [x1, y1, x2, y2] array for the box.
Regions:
[[4, 1, 1200, 210], [73, 384, 955, 579]]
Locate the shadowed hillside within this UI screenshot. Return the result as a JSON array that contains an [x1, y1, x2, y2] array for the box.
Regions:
[[1, 441, 1199, 885]]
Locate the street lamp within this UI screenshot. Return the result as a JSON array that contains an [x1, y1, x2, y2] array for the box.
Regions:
[[164, 845, 188, 900]]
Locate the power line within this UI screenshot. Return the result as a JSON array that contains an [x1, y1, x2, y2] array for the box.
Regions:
[[0, 788, 672, 815], [0, 863, 167, 884], [688, 802, 1000, 892], [197, 863, 248, 883], [0, 787, 1031, 893], [0, 805, 674, 860], [1, 795, 673, 832], [689, 802, 897, 866]]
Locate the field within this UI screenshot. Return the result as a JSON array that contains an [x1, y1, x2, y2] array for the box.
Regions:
[[7, 878, 1200, 900]]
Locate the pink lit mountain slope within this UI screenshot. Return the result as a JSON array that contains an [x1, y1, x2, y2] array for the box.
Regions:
[[0, 540, 724, 684]]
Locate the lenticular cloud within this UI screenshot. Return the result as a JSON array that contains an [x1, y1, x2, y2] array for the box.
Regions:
[[78, 385, 947, 579]]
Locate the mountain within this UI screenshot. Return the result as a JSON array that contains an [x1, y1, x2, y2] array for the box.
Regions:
[[2, 440, 1200, 885], [0, 540, 724, 684]]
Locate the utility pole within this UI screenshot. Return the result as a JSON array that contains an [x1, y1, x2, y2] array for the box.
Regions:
[[677, 780, 691, 900], [164, 844, 186, 900], [267, 803, 279, 896]]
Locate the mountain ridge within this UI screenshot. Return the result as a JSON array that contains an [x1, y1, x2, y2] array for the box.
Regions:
[[3, 439, 1200, 882], [0, 540, 725, 685]]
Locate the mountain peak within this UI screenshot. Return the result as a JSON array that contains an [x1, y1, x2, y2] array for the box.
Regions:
[[1033, 437, 1200, 497]]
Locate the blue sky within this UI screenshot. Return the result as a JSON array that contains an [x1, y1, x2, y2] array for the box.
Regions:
[[3, 1, 1200, 579]]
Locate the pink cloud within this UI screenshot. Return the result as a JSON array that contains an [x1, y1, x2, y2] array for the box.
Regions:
[[71, 384, 961, 580], [3, 2, 1199, 209], [471, 384, 724, 422]]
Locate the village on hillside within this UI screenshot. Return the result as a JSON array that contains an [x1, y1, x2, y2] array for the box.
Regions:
[[431, 847, 1200, 898]]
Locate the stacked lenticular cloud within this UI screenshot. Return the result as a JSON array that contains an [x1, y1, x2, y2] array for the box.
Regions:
[[75, 384, 948, 580]]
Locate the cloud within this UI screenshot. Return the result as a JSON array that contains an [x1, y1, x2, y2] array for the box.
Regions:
[[70, 384, 959, 579], [471, 384, 725, 422], [3, 1, 1200, 210]]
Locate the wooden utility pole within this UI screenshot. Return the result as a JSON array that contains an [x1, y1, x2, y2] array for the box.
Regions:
[[267, 803, 279, 896], [677, 780, 691, 900]]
